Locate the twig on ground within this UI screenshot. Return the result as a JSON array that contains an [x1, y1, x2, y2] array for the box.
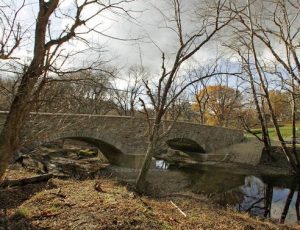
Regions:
[[170, 200, 187, 217]]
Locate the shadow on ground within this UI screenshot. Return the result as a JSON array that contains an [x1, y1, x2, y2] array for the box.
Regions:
[[0, 182, 48, 210], [0, 212, 49, 230]]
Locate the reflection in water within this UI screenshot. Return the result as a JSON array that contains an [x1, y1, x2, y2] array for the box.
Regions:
[[155, 160, 170, 169], [264, 183, 273, 218], [230, 176, 300, 225], [296, 192, 300, 223], [177, 166, 300, 225], [112, 159, 300, 225]]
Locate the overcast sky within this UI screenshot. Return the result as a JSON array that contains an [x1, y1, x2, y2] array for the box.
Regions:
[[1, 0, 227, 78], [102, 0, 224, 73], [2, 0, 296, 87]]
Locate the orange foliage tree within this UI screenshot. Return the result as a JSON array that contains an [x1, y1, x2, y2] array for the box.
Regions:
[[268, 90, 290, 122], [192, 85, 242, 127]]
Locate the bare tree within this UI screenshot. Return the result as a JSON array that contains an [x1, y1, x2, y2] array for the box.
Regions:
[[113, 65, 146, 116], [0, 76, 19, 110], [0, 0, 25, 60], [135, 0, 238, 192], [36, 70, 116, 114], [232, 0, 300, 172], [163, 77, 193, 121], [225, 37, 274, 158], [188, 66, 211, 124], [0, 0, 133, 179]]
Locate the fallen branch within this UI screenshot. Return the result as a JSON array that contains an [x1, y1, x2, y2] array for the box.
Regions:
[[170, 200, 187, 217], [0, 174, 53, 188], [158, 192, 204, 202], [50, 188, 67, 199], [139, 198, 152, 210], [31, 211, 62, 219]]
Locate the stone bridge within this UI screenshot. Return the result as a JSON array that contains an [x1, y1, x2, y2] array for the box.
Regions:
[[0, 111, 244, 167]]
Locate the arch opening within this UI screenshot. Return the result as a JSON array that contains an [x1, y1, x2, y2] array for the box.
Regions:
[[66, 137, 124, 166], [166, 138, 206, 153], [66, 137, 142, 168], [13, 137, 115, 179]]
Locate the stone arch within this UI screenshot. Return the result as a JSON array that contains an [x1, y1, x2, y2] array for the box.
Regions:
[[166, 137, 206, 153], [65, 136, 124, 164], [48, 130, 126, 154], [58, 136, 144, 168], [27, 130, 128, 166]]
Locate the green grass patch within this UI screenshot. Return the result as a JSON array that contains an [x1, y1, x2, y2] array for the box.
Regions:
[[79, 149, 94, 155], [48, 203, 61, 212], [14, 208, 30, 219], [78, 149, 96, 157], [248, 122, 300, 140]]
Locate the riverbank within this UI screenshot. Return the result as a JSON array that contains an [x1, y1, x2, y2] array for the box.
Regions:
[[0, 168, 295, 230], [1, 139, 299, 229]]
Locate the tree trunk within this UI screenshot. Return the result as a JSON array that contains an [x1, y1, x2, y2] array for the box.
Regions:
[[0, 70, 38, 178], [264, 183, 273, 218], [280, 189, 295, 224], [0, 135, 10, 179], [291, 79, 299, 165], [136, 124, 159, 193], [0, 1, 55, 179], [296, 191, 300, 223], [268, 99, 299, 172], [247, 68, 272, 159], [247, 0, 298, 172]]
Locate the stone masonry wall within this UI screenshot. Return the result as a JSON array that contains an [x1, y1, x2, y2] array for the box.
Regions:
[[0, 112, 244, 156]]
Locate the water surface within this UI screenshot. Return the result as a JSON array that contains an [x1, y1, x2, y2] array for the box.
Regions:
[[169, 164, 300, 225], [108, 160, 300, 225]]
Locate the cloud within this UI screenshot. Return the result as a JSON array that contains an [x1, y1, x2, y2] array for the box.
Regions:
[[1, 0, 225, 77], [94, 0, 222, 74]]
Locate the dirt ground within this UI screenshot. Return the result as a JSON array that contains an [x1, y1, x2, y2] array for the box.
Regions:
[[0, 168, 297, 230]]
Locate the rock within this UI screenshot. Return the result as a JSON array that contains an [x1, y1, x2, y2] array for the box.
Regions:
[[158, 148, 199, 166], [158, 147, 231, 167], [22, 157, 48, 174], [46, 178, 59, 189], [13, 141, 105, 179], [41, 141, 64, 148], [216, 137, 264, 165]]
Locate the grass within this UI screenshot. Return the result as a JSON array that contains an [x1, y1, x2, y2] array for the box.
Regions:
[[78, 148, 96, 156], [48, 203, 61, 212], [248, 122, 300, 140], [13, 208, 30, 219]]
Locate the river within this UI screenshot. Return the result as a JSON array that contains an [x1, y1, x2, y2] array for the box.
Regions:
[[105, 161, 300, 226]]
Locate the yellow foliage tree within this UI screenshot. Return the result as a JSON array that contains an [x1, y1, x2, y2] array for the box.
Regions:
[[268, 90, 289, 121], [192, 85, 242, 127]]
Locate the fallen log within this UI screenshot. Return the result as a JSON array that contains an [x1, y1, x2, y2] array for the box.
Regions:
[[0, 174, 53, 188]]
